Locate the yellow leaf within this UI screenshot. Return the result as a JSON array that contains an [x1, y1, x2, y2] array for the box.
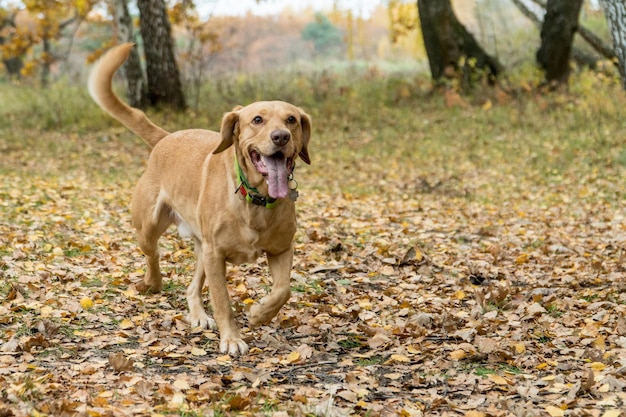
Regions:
[[488, 374, 509, 385], [243, 298, 254, 305], [74, 330, 96, 338], [407, 345, 419, 354], [482, 99, 492, 111], [389, 354, 410, 363], [80, 297, 94, 309], [536, 362, 549, 370], [450, 350, 467, 360], [593, 336, 606, 350], [590, 362, 607, 371], [119, 319, 134, 330], [514, 343, 526, 354], [515, 253, 529, 264], [545, 406, 565, 417], [282, 351, 301, 364], [98, 390, 114, 398], [455, 290, 466, 300]]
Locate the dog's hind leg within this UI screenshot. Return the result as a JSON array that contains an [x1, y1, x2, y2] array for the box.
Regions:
[[249, 246, 293, 327], [186, 238, 217, 330], [132, 192, 172, 294]]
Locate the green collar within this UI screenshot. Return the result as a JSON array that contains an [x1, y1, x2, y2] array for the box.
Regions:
[[234, 154, 279, 209]]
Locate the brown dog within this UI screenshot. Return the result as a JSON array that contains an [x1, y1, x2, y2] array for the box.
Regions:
[[88, 43, 311, 355]]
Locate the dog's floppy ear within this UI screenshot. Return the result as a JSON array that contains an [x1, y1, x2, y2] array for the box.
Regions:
[[213, 106, 243, 154], [298, 110, 312, 165]]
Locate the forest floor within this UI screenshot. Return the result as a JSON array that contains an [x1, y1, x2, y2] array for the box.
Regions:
[[1, 81, 625, 416]]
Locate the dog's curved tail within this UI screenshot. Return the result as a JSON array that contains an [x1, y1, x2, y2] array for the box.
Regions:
[[88, 43, 169, 148]]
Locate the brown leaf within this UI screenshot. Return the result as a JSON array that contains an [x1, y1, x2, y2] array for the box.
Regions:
[[367, 332, 391, 350], [134, 380, 153, 399], [108, 352, 134, 372], [23, 334, 49, 352]]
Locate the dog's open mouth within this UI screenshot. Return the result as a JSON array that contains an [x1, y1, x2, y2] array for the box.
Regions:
[[250, 150, 294, 199]]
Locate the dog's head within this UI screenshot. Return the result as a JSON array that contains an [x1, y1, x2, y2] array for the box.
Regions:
[[213, 101, 311, 199]]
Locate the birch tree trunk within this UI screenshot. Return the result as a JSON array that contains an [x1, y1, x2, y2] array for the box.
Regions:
[[137, 0, 186, 110], [113, 0, 147, 108], [599, 0, 626, 89]]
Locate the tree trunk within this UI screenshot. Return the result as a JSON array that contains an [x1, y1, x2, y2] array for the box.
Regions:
[[599, 0, 626, 89], [137, 0, 186, 110], [2, 56, 23, 77], [511, 0, 612, 69], [40, 37, 51, 87], [417, 0, 502, 86], [0, 14, 24, 78], [536, 0, 583, 86], [113, 0, 148, 108]]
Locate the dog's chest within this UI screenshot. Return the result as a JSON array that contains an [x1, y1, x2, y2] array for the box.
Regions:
[[226, 228, 265, 265]]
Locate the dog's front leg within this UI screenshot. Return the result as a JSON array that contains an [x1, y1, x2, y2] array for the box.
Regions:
[[202, 246, 248, 355], [249, 247, 293, 327]]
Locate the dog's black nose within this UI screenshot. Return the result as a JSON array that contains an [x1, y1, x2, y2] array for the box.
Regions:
[[271, 130, 291, 146]]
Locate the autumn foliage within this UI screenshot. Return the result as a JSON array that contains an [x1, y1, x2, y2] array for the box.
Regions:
[[1, 60, 626, 415], [1, 1, 625, 416]]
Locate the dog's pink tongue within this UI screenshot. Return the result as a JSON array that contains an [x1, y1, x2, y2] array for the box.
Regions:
[[262, 155, 289, 199]]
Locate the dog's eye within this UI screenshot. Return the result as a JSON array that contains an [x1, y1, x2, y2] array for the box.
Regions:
[[252, 116, 263, 125], [286, 115, 297, 124]]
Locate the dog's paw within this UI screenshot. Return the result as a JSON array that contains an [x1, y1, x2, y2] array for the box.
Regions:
[[219, 336, 249, 356], [186, 311, 217, 330], [136, 281, 162, 294], [248, 302, 274, 328]]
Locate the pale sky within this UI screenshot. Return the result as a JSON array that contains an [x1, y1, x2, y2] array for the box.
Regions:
[[204, 0, 381, 18]]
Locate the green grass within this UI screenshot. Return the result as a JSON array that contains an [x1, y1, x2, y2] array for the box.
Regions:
[[2, 68, 625, 208]]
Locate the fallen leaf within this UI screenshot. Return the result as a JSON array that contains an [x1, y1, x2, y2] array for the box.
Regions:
[[108, 352, 134, 372], [173, 379, 190, 390], [80, 297, 93, 309], [367, 332, 391, 349], [545, 405, 565, 417], [450, 350, 467, 360], [389, 354, 410, 363], [488, 374, 509, 385], [190, 347, 207, 356]]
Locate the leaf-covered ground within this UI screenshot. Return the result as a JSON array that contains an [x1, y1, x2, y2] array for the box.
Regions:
[[1, 87, 625, 417]]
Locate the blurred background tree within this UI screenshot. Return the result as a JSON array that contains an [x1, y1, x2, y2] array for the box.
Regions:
[[0, 0, 623, 106], [599, 0, 626, 89], [302, 12, 344, 58]]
